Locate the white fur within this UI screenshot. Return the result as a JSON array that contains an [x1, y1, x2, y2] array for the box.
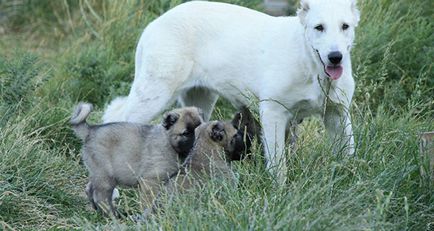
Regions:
[[103, 0, 359, 183], [102, 96, 127, 123]]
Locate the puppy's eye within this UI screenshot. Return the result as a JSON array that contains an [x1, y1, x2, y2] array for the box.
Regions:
[[314, 24, 324, 32], [181, 130, 192, 136], [342, 23, 349, 30]]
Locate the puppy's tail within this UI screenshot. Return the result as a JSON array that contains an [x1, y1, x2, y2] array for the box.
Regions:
[[70, 102, 93, 140]]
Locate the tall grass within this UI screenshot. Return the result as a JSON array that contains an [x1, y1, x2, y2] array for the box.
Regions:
[[353, 0, 433, 115], [0, 0, 433, 230]]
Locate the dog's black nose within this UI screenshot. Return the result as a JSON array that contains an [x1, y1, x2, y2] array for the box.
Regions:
[[328, 51, 342, 65]]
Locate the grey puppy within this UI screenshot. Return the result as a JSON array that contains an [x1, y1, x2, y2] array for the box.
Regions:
[[70, 103, 203, 216]]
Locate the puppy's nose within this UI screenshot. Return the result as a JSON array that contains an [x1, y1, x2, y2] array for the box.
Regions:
[[328, 51, 342, 65]]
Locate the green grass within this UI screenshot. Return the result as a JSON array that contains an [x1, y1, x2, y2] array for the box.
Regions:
[[0, 0, 433, 230]]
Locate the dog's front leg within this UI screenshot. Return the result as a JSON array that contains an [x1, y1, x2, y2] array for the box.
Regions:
[[260, 101, 290, 184], [324, 103, 355, 155]]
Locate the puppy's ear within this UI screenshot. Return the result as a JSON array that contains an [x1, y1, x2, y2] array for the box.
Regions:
[[231, 112, 242, 129], [162, 112, 180, 130], [210, 122, 225, 142], [297, 0, 310, 25]]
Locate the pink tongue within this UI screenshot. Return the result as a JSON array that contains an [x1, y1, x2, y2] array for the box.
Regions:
[[326, 66, 343, 80]]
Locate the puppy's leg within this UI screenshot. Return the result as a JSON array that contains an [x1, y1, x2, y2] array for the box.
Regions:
[[178, 87, 219, 121], [324, 104, 355, 155], [138, 179, 160, 210], [85, 182, 97, 210], [260, 101, 290, 184], [92, 179, 117, 217]]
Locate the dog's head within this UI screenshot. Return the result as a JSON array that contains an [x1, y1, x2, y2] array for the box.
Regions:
[[298, 0, 360, 80], [206, 121, 245, 159], [163, 107, 204, 158]]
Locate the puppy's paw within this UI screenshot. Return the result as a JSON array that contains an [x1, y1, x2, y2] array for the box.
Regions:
[[112, 188, 120, 201], [210, 122, 225, 141], [129, 208, 152, 223]]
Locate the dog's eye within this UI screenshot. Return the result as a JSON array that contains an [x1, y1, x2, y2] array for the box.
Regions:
[[314, 24, 324, 32], [342, 23, 349, 30]]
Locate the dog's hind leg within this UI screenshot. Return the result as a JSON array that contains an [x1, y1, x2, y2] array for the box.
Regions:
[[123, 86, 178, 123], [122, 58, 195, 124], [178, 87, 219, 121]]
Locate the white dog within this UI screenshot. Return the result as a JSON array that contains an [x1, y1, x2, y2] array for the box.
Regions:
[[103, 0, 360, 183]]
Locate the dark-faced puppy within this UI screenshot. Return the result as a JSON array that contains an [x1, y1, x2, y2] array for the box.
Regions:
[[163, 108, 204, 159], [152, 121, 243, 209], [230, 106, 261, 160], [70, 103, 203, 216]]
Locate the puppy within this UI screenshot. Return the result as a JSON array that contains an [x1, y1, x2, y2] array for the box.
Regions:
[[174, 121, 243, 185], [140, 121, 243, 218], [70, 103, 203, 216], [230, 106, 261, 161]]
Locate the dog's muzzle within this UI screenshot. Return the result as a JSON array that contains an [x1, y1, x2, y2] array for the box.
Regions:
[[314, 48, 343, 80]]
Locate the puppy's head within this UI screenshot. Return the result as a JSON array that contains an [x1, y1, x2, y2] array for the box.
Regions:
[[230, 107, 261, 160], [206, 121, 244, 158], [163, 107, 204, 158]]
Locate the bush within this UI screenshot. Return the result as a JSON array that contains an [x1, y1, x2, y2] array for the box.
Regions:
[[0, 52, 46, 124]]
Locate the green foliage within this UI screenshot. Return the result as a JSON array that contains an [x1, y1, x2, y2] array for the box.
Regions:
[[0, 52, 41, 106], [353, 0, 433, 114], [65, 47, 111, 106], [0, 114, 88, 229], [0, 52, 46, 126]]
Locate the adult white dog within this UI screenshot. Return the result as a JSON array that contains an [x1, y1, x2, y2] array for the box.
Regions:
[[103, 0, 360, 182]]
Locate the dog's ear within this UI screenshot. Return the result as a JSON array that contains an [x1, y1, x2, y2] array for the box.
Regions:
[[351, 0, 360, 26], [162, 112, 180, 130], [297, 0, 310, 25], [210, 121, 225, 142]]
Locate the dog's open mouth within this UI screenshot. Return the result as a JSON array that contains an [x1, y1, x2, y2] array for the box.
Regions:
[[325, 65, 343, 80]]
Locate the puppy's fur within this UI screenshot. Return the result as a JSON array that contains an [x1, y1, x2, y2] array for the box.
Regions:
[[142, 121, 243, 217], [70, 103, 203, 216], [177, 121, 243, 184]]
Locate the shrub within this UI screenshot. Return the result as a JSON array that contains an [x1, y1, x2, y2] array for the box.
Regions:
[[0, 52, 46, 124]]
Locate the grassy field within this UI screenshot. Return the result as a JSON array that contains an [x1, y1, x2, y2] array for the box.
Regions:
[[0, 0, 433, 230]]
